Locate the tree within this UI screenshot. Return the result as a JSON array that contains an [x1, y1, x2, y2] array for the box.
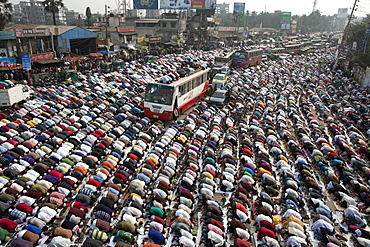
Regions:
[[86, 7, 92, 28], [0, 0, 13, 30], [42, 0, 64, 26]]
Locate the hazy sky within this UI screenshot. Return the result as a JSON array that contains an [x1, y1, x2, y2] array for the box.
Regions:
[[9, 0, 364, 16]]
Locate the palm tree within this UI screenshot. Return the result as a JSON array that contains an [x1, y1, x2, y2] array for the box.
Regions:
[[0, 0, 13, 31], [42, 0, 64, 25]]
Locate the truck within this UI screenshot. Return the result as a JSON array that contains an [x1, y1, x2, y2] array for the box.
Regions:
[[0, 84, 30, 107]]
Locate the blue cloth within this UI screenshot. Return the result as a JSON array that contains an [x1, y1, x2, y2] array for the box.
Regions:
[[93, 175, 104, 184], [148, 229, 165, 245], [25, 224, 42, 235]]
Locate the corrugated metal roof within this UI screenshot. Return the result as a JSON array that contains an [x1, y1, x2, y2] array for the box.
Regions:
[[6, 25, 85, 35]]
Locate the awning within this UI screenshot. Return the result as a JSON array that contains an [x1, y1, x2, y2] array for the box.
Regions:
[[34, 59, 63, 64]]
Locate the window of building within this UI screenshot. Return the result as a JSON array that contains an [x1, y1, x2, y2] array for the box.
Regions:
[[170, 22, 176, 28]]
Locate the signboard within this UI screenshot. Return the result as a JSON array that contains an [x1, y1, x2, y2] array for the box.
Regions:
[[191, 0, 205, 9], [233, 3, 245, 27], [233, 2, 245, 14], [149, 36, 162, 43], [15, 28, 50, 37], [281, 12, 291, 30], [160, 0, 190, 9], [21, 54, 31, 71], [0, 31, 16, 40], [137, 36, 144, 43], [0, 57, 16, 64], [31, 52, 54, 62], [133, 0, 158, 9]]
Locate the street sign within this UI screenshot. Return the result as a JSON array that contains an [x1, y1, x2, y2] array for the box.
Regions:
[[21, 54, 31, 71]]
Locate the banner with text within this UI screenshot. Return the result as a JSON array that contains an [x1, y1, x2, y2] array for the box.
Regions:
[[149, 36, 162, 43], [191, 0, 205, 9], [160, 0, 190, 9], [31, 52, 54, 62], [133, 0, 158, 9]]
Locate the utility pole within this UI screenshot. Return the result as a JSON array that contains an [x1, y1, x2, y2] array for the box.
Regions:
[[105, 4, 110, 51], [333, 0, 358, 70]]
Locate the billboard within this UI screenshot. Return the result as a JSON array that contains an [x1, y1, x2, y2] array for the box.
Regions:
[[233, 2, 245, 15], [233, 2, 245, 26], [281, 12, 291, 30], [160, 0, 190, 9], [191, 0, 205, 9], [133, 0, 158, 9]]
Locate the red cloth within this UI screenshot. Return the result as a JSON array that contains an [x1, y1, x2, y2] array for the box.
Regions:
[[158, 181, 169, 190], [257, 227, 276, 240], [114, 173, 127, 182], [86, 179, 101, 188], [0, 218, 18, 232], [129, 153, 138, 160], [69, 207, 85, 218], [260, 220, 276, 232], [234, 238, 252, 247], [235, 203, 247, 214], [16, 203, 33, 214], [242, 148, 253, 157], [179, 189, 194, 200], [210, 218, 224, 230], [49, 170, 63, 179], [206, 168, 216, 177], [152, 216, 165, 225]]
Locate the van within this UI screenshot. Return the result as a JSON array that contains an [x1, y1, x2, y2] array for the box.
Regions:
[[212, 73, 227, 90], [209, 89, 228, 106]]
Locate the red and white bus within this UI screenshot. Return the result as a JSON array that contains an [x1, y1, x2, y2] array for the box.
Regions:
[[231, 49, 263, 68], [144, 68, 210, 120]]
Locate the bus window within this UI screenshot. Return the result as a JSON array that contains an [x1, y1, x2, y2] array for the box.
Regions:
[[145, 84, 174, 105]]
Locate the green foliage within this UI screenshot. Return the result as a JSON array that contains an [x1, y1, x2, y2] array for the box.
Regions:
[[42, 0, 64, 25], [0, 0, 13, 31], [346, 14, 370, 68], [86, 7, 92, 27]]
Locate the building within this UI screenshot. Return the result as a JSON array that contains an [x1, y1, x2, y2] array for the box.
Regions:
[[12, 0, 69, 25], [215, 3, 229, 15], [334, 8, 348, 31], [3, 24, 98, 64], [13, 0, 46, 25]]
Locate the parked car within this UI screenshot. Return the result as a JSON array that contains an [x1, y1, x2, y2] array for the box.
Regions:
[[208, 89, 228, 106], [212, 73, 227, 91]]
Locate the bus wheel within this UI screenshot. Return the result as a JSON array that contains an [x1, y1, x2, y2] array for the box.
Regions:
[[173, 108, 179, 120]]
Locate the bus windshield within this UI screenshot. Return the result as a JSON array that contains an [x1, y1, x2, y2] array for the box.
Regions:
[[234, 51, 247, 60], [145, 84, 174, 105]]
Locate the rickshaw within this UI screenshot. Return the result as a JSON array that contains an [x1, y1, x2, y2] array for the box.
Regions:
[[113, 60, 125, 70]]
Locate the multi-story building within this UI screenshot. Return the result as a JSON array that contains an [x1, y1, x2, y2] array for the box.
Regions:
[[13, 0, 46, 24], [12, 0, 69, 25], [215, 3, 229, 15]]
